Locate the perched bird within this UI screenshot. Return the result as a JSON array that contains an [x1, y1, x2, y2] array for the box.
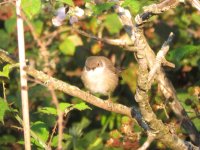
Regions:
[[81, 56, 120, 98]]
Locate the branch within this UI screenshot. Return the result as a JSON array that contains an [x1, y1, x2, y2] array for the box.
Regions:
[[26, 67, 132, 116], [135, 0, 180, 26], [72, 27, 136, 51], [136, 0, 200, 146], [0, 50, 132, 118], [143, 0, 180, 14], [148, 32, 175, 83], [20, 12, 50, 69], [113, 1, 199, 149], [137, 132, 155, 150]]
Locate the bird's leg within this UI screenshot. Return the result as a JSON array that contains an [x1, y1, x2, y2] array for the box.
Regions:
[[107, 93, 112, 101]]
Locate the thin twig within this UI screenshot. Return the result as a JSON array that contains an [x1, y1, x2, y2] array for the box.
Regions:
[[72, 27, 137, 51], [48, 122, 58, 149], [137, 132, 156, 150], [49, 86, 64, 150], [20, 12, 50, 69], [148, 32, 175, 83]]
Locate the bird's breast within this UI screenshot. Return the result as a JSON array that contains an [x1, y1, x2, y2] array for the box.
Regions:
[[81, 67, 118, 95]]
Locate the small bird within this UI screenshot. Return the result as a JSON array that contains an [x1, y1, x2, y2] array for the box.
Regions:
[[81, 56, 120, 98]]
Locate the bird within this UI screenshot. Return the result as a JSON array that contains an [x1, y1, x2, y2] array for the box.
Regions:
[[81, 56, 120, 99]]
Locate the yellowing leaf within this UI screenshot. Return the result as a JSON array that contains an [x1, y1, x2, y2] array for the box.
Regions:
[[67, 35, 83, 46], [59, 38, 76, 56], [91, 43, 101, 54]]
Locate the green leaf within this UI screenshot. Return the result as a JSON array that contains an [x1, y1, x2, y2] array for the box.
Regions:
[[192, 118, 200, 131], [0, 30, 10, 49], [32, 20, 43, 35], [5, 18, 16, 34], [59, 38, 76, 56], [69, 117, 91, 139], [0, 134, 16, 145], [192, 13, 200, 25], [38, 107, 57, 116], [51, 134, 72, 147], [73, 102, 91, 111], [88, 137, 102, 149], [177, 90, 196, 118], [168, 45, 200, 64], [181, 14, 191, 26], [31, 121, 49, 143], [0, 98, 9, 124], [122, 0, 141, 14], [92, 2, 115, 15], [21, 0, 41, 19], [0, 64, 11, 79], [110, 130, 121, 138], [67, 35, 83, 46], [59, 102, 72, 112], [58, 0, 74, 6], [121, 116, 131, 124], [104, 13, 122, 34]]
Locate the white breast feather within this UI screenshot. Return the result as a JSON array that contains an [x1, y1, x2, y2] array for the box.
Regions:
[[84, 66, 108, 95]]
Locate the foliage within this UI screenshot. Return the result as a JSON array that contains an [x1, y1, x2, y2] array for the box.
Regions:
[[0, 0, 199, 149], [0, 98, 10, 124]]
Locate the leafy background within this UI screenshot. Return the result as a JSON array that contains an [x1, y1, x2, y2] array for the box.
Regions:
[[0, 0, 199, 149]]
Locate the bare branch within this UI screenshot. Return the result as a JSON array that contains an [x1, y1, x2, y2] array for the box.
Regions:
[[72, 27, 137, 51], [20, 12, 50, 70], [148, 32, 175, 83], [137, 132, 155, 150]]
